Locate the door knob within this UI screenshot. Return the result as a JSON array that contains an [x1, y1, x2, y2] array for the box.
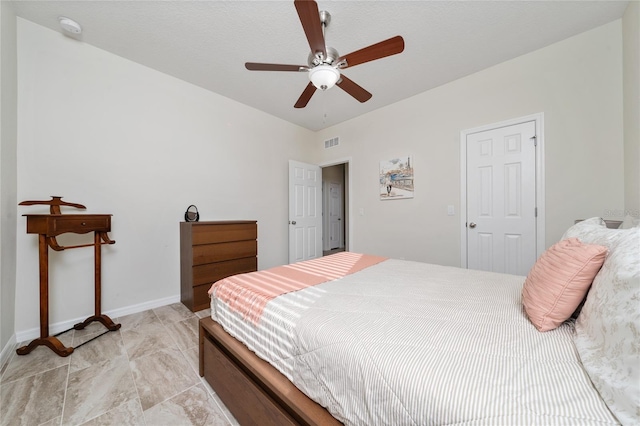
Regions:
[[469, 222, 476, 228], [289, 221, 297, 225]]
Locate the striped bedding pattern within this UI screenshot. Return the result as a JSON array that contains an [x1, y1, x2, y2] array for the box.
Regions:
[[208, 252, 387, 324], [210, 256, 619, 425]]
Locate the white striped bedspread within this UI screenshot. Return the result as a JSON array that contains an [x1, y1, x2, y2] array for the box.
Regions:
[[210, 258, 619, 425]]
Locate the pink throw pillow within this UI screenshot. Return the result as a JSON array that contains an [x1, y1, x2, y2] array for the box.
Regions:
[[522, 237, 607, 332]]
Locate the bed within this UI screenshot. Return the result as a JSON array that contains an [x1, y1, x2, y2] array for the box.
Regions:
[[198, 218, 639, 425]]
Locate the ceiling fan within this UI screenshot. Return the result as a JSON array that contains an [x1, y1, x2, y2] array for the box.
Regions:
[[245, 0, 405, 109]]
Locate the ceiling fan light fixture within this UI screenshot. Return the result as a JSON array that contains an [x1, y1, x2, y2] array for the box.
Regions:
[[309, 65, 340, 91]]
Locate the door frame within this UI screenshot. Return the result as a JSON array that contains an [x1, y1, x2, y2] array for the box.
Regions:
[[459, 113, 545, 269], [320, 157, 352, 252]]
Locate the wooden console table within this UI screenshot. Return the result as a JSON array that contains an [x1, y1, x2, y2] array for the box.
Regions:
[[17, 197, 120, 357]]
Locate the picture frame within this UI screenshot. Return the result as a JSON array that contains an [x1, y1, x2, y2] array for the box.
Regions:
[[380, 156, 414, 200]]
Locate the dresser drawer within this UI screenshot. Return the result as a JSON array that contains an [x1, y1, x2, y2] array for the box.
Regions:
[[192, 284, 213, 312], [193, 257, 258, 286], [25, 215, 111, 236], [53, 216, 111, 234], [192, 240, 257, 266], [192, 222, 257, 245]]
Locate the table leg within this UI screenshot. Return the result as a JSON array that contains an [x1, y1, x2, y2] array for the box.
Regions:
[[95, 231, 101, 317], [16, 336, 73, 357], [73, 314, 120, 331], [17, 235, 74, 357], [73, 232, 121, 332], [39, 234, 48, 339]]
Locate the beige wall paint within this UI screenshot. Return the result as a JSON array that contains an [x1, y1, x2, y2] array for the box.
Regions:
[[312, 20, 624, 266], [6, 15, 632, 343], [15, 19, 313, 335], [0, 2, 18, 360], [623, 2, 640, 217]]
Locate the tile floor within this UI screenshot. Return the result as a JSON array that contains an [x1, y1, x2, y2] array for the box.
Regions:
[[0, 303, 239, 426]]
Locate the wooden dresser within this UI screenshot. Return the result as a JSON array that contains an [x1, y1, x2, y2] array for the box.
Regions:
[[180, 221, 257, 311]]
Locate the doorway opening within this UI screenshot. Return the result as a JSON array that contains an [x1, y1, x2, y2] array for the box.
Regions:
[[322, 162, 348, 256]]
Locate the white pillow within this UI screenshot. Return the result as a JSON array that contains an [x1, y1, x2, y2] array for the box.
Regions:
[[562, 217, 606, 240], [563, 218, 640, 424]]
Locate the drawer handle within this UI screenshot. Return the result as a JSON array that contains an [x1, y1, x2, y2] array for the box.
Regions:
[[81, 222, 87, 226]]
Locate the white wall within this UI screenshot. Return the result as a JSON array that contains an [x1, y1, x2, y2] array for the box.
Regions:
[[9, 15, 634, 339], [623, 2, 640, 217], [15, 19, 314, 334], [0, 1, 18, 361], [311, 20, 625, 266]]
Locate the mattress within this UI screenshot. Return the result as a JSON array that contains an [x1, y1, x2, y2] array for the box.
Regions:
[[210, 256, 619, 425]]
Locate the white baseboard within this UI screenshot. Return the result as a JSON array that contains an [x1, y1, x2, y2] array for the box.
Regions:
[[0, 334, 17, 371], [14, 294, 181, 344]]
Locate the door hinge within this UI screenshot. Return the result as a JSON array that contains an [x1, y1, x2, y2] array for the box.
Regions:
[[530, 135, 537, 147], [535, 207, 538, 217]]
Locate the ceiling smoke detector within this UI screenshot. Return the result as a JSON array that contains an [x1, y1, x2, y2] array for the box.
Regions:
[[58, 17, 82, 35]]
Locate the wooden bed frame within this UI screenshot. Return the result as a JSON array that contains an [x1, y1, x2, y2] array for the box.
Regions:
[[199, 317, 342, 426]]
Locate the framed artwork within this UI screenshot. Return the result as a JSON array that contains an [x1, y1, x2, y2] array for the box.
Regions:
[[380, 156, 414, 200]]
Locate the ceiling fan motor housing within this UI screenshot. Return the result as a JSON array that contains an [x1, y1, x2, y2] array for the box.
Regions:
[[308, 46, 340, 67]]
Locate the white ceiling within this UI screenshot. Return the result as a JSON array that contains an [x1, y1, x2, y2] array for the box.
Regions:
[[10, 0, 629, 131]]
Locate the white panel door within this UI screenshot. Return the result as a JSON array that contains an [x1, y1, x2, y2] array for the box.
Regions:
[[289, 160, 322, 264], [466, 121, 537, 275], [328, 182, 343, 250]]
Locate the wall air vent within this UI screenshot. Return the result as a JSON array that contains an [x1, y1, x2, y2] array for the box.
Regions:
[[324, 136, 340, 149]]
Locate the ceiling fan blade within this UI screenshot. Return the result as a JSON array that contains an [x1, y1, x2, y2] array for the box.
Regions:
[[338, 36, 405, 68], [336, 75, 372, 103], [245, 62, 306, 72], [294, 82, 317, 108], [294, 0, 326, 58]]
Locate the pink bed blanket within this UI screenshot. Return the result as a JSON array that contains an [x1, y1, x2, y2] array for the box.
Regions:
[[208, 252, 387, 324]]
